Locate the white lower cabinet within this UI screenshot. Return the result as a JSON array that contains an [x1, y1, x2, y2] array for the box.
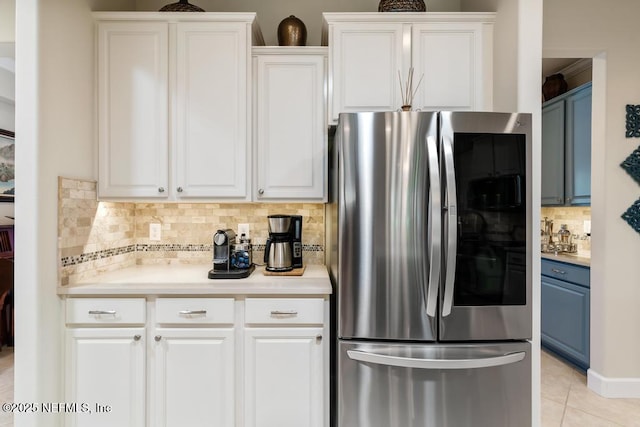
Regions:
[[150, 328, 235, 427], [64, 295, 328, 427], [244, 297, 326, 427], [64, 298, 146, 427], [244, 327, 324, 427], [65, 328, 146, 427]]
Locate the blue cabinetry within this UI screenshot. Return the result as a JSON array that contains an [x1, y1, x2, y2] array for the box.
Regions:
[[541, 82, 592, 206], [541, 258, 590, 370]]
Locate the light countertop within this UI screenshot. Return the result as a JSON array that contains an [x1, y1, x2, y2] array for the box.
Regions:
[[541, 252, 590, 268], [58, 264, 332, 296]]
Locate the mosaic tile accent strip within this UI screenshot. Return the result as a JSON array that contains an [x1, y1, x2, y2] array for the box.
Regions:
[[137, 244, 213, 252], [61, 245, 137, 267], [62, 243, 325, 267], [621, 198, 640, 234], [626, 105, 640, 138], [621, 145, 640, 186]]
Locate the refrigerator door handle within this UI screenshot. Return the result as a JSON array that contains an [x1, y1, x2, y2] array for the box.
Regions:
[[347, 349, 525, 370], [441, 135, 457, 317], [425, 135, 441, 318]]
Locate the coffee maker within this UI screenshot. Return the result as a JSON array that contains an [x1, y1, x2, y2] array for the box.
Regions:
[[290, 215, 303, 268], [265, 215, 294, 272], [209, 229, 254, 279], [212, 229, 236, 271]]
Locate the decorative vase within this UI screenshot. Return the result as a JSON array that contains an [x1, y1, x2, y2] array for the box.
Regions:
[[159, 0, 205, 12], [277, 15, 307, 46], [542, 73, 568, 101], [378, 0, 426, 12]]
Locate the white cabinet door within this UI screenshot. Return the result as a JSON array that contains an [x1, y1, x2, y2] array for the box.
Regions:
[[244, 328, 324, 427], [328, 23, 406, 123], [174, 23, 250, 199], [97, 22, 169, 199], [150, 328, 235, 427], [412, 21, 492, 111], [254, 51, 327, 201], [324, 14, 494, 124], [65, 328, 145, 427]]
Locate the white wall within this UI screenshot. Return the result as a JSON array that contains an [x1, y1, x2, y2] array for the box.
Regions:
[[544, 0, 640, 396], [15, 0, 95, 425]]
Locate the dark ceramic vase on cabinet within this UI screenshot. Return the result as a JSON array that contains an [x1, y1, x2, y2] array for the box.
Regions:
[[277, 15, 307, 46], [542, 73, 568, 101], [378, 0, 426, 12]]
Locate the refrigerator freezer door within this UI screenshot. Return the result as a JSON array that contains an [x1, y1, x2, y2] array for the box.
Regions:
[[338, 340, 531, 427], [337, 112, 439, 341], [439, 111, 532, 341]]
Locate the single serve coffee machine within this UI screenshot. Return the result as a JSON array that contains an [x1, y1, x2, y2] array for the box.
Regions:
[[208, 229, 255, 279], [264, 215, 303, 272]]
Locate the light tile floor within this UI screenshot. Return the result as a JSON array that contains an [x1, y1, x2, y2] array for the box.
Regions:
[[0, 347, 14, 427], [0, 346, 639, 427], [541, 349, 640, 426]]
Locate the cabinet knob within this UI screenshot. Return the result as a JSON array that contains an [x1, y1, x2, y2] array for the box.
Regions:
[[177, 187, 183, 193], [133, 335, 142, 341], [158, 187, 165, 193], [316, 335, 323, 343], [155, 335, 162, 342], [258, 188, 265, 195]]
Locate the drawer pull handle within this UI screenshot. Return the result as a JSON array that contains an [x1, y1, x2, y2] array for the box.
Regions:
[[551, 268, 566, 275], [270, 310, 298, 316], [134, 335, 142, 341], [88, 310, 116, 315], [178, 309, 207, 316]]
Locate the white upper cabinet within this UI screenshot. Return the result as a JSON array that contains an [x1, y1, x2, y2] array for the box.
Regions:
[[97, 21, 169, 199], [325, 22, 406, 121], [412, 21, 492, 111], [96, 13, 262, 201], [323, 13, 495, 124], [253, 48, 327, 201], [174, 22, 250, 199]]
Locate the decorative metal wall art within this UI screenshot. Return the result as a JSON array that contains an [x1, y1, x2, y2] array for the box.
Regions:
[[621, 145, 640, 186], [622, 198, 640, 234], [625, 104, 640, 137]]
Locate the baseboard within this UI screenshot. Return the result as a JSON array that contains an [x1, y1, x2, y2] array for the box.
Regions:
[[587, 369, 640, 398]]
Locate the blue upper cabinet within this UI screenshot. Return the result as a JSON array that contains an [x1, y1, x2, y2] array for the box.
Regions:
[[541, 82, 592, 206]]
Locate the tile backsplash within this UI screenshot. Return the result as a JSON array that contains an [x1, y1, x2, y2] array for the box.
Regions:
[[58, 177, 325, 285], [540, 206, 591, 256]]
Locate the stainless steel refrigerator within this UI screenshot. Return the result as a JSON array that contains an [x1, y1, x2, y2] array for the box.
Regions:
[[326, 111, 532, 427]]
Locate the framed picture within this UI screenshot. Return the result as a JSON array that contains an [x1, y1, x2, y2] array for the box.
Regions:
[[0, 129, 15, 202]]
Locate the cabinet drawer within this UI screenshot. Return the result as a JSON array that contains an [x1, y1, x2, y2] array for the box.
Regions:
[[245, 298, 324, 325], [541, 259, 590, 287], [156, 298, 234, 324], [66, 298, 146, 325]]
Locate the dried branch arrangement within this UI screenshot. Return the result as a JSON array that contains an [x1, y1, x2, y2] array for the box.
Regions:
[[398, 67, 424, 110]]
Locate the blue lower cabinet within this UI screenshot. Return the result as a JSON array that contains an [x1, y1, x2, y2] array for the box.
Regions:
[[541, 259, 590, 370]]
